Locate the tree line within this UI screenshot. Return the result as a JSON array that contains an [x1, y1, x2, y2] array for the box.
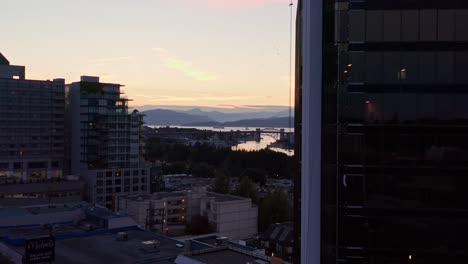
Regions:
[[145, 137, 294, 232]]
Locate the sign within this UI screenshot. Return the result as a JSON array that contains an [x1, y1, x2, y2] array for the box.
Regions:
[[23, 236, 55, 264]]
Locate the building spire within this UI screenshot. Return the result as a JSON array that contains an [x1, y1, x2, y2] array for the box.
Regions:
[[0, 52, 10, 65]]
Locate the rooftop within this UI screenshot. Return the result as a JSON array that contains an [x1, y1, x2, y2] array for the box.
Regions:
[[0, 180, 85, 194], [263, 223, 294, 244], [206, 192, 246, 202], [179, 246, 278, 264], [1, 227, 184, 264], [120, 190, 248, 203], [0, 202, 87, 218], [54, 228, 183, 264], [120, 192, 187, 202]]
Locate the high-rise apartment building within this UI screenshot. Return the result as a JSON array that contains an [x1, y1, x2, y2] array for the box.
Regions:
[[66, 76, 149, 209], [0, 52, 65, 181], [297, 1, 468, 263]]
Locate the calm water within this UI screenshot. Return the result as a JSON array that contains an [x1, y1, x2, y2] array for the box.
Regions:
[[151, 125, 295, 156]]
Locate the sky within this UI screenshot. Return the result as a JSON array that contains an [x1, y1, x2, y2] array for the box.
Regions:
[[1, 0, 295, 109]]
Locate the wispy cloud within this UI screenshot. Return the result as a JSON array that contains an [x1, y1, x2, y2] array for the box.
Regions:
[[152, 47, 218, 81], [147, 95, 261, 103], [88, 56, 134, 68], [183, 0, 290, 9], [135, 94, 154, 99], [89, 56, 134, 64]]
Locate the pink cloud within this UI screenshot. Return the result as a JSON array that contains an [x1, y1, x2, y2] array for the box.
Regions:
[[184, 0, 291, 9]]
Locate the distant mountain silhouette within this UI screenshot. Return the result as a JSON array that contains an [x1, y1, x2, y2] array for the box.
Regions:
[[142, 106, 293, 124], [143, 109, 213, 125], [184, 117, 294, 128], [180, 108, 291, 122]]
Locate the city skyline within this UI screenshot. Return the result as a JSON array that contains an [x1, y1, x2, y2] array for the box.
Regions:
[[1, 0, 295, 108]]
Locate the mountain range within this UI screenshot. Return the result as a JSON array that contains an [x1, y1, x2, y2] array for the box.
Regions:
[[184, 117, 293, 128], [142, 107, 293, 127]]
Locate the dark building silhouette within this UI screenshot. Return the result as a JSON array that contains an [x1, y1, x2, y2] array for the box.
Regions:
[[296, 1, 468, 263], [261, 223, 294, 262], [0, 52, 65, 180]]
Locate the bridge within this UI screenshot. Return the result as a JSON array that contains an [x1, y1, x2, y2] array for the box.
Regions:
[[145, 126, 294, 143]]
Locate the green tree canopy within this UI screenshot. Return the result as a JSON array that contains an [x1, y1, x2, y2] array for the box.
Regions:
[[232, 176, 258, 204], [212, 171, 230, 194], [258, 189, 291, 232]]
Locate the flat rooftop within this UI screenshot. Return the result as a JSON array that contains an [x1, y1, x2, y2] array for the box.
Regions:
[[2, 227, 184, 264], [120, 192, 187, 202], [206, 192, 245, 202], [186, 247, 270, 264], [54, 228, 183, 264], [0, 202, 87, 218]]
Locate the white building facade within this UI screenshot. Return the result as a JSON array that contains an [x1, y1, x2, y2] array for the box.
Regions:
[[118, 189, 258, 240]]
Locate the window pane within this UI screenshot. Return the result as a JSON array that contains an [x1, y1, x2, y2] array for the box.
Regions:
[[349, 10, 365, 42], [456, 10, 468, 41], [402, 10, 419, 42], [437, 9, 455, 41], [455, 52, 468, 84], [383, 10, 401, 42], [366, 11, 383, 42], [365, 53, 383, 83], [420, 52, 436, 83], [436, 52, 454, 83], [401, 52, 419, 83], [349, 52, 365, 82], [383, 52, 401, 83], [420, 10, 437, 41]]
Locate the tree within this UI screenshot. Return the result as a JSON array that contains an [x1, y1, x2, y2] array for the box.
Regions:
[[258, 189, 291, 232], [242, 168, 267, 186], [232, 176, 258, 204], [212, 171, 230, 194], [188, 162, 215, 178], [161, 162, 186, 174]]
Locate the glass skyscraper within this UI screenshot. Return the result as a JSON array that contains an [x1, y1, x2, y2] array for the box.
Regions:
[[297, 1, 468, 263]]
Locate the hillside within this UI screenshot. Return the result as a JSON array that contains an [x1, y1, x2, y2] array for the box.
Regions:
[[183, 117, 293, 128], [143, 109, 213, 125]]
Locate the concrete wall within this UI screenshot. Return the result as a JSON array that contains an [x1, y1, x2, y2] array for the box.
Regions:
[[201, 198, 258, 240], [301, 0, 323, 262], [107, 216, 137, 229]]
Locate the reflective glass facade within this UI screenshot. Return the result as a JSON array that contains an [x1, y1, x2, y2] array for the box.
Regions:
[[337, 1, 468, 263], [297, 0, 468, 263]]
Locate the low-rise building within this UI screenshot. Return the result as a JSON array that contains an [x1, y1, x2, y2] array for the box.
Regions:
[[178, 235, 291, 264], [0, 177, 85, 207], [118, 191, 188, 235], [0, 204, 183, 264], [198, 192, 257, 240], [261, 223, 294, 262], [118, 189, 258, 240]]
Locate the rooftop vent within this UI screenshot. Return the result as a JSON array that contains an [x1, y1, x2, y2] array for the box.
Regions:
[[116, 232, 129, 241], [140, 240, 161, 253]]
